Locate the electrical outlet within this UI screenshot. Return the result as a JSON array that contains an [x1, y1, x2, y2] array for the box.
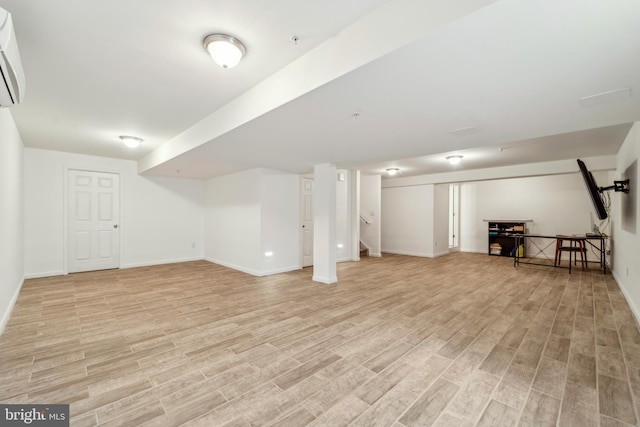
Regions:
[[192, 242, 196, 249]]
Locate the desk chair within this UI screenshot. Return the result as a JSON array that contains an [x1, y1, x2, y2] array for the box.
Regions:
[[554, 235, 587, 270]]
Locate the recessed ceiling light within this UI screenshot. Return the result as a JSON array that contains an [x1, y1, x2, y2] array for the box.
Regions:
[[119, 136, 143, 148], [446, 155, 463, 165], [386, 168, 399, 176], [203, 34, 246, 69]]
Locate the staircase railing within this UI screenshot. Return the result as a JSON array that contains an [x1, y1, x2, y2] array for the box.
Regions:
[[360, 212, 372, 224]]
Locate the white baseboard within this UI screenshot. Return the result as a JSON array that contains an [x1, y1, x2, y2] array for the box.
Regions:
[[122, 256, 204, 269], [204, 257, 301, 277], [312, 275, 338, 284], [612, 270, 640, 326], [24, 270, 65, 279], [259, 265, 302, 276], [204, 257, 260, 276], [25, 257, 205, 278], [337, 257, 352, 263], [369, 252, 382, 257], [383, 249, 433, 258], [0, 276, 25, 335]]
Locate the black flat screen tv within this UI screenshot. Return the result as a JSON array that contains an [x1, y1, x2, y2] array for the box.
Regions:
[[577, 159, 608, 220]]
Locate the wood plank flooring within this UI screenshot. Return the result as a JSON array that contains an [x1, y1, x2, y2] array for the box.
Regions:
[[1, 253, 640, 426]]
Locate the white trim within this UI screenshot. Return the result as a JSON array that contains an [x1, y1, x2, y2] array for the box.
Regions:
[[613, 270, 640, 326], [0, 276, 24, 335], [204, 257, 259, 276], [350, 170, 361, 262], [204, 257, 300, 277], [369, 252, 382, 257], [312, 275, 338, 284], [337, 257, 352, 263], [260, 265, 302, 276], [122, 257, 204, 269], [382, 249, 431, 257], [382, 249, 451, 258], [300, 176, 314, 268], [24, 271, 66, 279]]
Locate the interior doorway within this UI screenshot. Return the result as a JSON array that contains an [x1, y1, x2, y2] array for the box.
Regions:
[[67, 169, 120, 273], [449, 183, 460, 251]]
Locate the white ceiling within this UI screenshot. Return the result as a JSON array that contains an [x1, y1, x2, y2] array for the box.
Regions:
[[2, 0, 639, 180]]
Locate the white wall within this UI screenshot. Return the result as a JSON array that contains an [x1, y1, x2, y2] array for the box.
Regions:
[[260, 169, 302, 274], [0, 110, 24, 332], [459, 171, 610, 260], [460, 182, 481, 253], [434, 183, 450, 256], [381, 183, 450, 257], [360, 174, 381, 256], [382, 185, 434, 257], [204, 169, 262, 274], [612, 121, 640, 322], [204, 168, 300, 276], [24, 148, 204, 277]]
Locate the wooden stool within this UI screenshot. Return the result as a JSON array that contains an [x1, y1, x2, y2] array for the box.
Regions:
[[554, 235, 587, 270]]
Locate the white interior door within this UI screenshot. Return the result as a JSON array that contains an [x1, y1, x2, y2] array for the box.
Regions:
[[68, 170, 120, 273], [301, 178, 314, 267]]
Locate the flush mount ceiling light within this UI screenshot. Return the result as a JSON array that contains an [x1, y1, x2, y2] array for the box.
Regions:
[[119, 136, 143, 148], [203, 34, 246, 69], [446, 155, 463, 165], [386, 168, 400, 176]]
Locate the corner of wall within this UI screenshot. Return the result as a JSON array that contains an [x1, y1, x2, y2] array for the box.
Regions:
[[611, 121, 640, 325], [0, 276, 24, 335], [0, 109, 25, 336]]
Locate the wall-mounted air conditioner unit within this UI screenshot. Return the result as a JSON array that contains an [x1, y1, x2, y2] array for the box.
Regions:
[[0, 7, 25, 107]]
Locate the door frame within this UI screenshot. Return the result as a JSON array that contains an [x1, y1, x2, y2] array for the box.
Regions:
[[449, 183, 460, 252], [300, 176, 314, 268], [63, 166, 123, 275]]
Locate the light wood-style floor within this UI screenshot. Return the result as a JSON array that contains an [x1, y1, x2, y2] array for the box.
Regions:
[[1, 253, 640, 426]]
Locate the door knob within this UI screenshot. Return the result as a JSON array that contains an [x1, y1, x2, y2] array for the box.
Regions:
[[113, 224, 119, 229]]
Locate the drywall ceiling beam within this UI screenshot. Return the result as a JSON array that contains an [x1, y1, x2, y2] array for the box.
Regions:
[[137, 0, 498, 174]]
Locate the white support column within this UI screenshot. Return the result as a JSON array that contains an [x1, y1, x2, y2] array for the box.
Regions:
[[312, 163, 337, 284]]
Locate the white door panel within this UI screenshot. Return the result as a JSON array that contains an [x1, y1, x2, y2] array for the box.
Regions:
[[68, 170, 120, 273]]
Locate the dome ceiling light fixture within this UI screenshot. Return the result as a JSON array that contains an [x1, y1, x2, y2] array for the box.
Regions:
[[446, 155, 463, 165], [119, 135, 143, 148], [203, 34, 246, 69], [386, 168, 400, 176]]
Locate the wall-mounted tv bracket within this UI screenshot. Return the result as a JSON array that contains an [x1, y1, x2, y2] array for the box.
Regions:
[[599, 179, 630, 193]]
